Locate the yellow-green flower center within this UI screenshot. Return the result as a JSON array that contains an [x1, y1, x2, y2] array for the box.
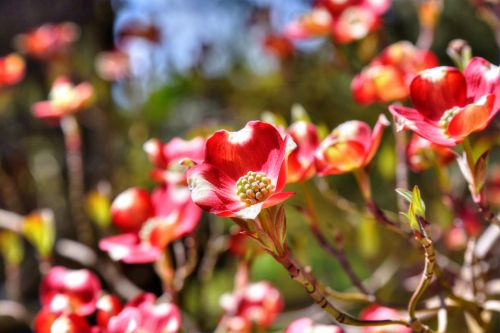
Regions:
[[236, 171, 274, 206]]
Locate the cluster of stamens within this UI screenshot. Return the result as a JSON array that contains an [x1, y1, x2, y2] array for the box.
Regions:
[[236, 171, 274, 206]]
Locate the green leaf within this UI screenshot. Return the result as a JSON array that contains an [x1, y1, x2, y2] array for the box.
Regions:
[[396, 188, 413, 204]]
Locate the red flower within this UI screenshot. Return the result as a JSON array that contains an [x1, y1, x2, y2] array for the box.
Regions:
[[35, 310, 91, 333], [352, 41, 439, 105], [40, 266, 101, 316], [32, 76, 94, 122], [16, 22, 79, 60], [107, 293, 181, 333], [0, 53, 25, 87], [284, 0, 390, 43], [406, 134, 455, 172], [96, 294, 123, 328], [389, 61, 500, 146], [100, 184, 201, 264], [285, 317, 343, 333], [186, 121, 294, 220], [220, 281, 284, 330], [144, 136, 205, 185], [360, 305, 411, 333], [315, 114, 389, 175], [111, 187, 155, 234], [286, 120, 320, 183]]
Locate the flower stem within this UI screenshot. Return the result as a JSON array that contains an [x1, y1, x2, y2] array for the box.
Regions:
[[61, 115, 93, 246], [300, 182, 372, 298], [408, 224, 436, 324]]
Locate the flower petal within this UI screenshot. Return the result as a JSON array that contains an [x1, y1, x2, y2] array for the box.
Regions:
[[410, 67, 468, 120], [99, 233, 160, 264], [464, 57, 500, 111], [389, 104, 458, 146], [204, 121, 286, 183], [447, 94, 496, 140], [187, 163, 244, 216], [364, 114, 390, 164], [315, 139, 367, 175]]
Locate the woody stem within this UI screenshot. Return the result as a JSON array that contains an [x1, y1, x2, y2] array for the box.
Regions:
[[300, 182, 372, 298], [272, 247, 412, 329], [61, 115, 93, 246]]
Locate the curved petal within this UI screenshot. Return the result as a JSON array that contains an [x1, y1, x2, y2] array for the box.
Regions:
[[262, 192, 295, 208], [163, 137, 205, 166], [410, 67, 467, 120], [364, 114, 390, 165], [464, 57, 500, 111], [389, 104, 458, 147], [187, 163, 244, 216], [315, 139, 367, 175], [333, 6, 379, 43], [287, 121, 320, 183], [204, 121, 286, 183], [447, 94, 496, 140], [99, 233, 161, 264], [32, 101, 64, 122]]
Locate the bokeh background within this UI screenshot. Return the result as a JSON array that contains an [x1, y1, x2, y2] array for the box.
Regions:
[[1, 0, 500, 332]]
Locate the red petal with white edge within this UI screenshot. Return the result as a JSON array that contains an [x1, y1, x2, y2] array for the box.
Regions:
[[389, 105, 458, 146], [410, 67, 468, 120], [447, 94, 496, 140], [187, 163, 244, 216], [464, 57, 500, 111], [205, 121, 286, 183], [99, 233, 161, 264], [365, 114, 390, 165], [332, 120, 372, 150]]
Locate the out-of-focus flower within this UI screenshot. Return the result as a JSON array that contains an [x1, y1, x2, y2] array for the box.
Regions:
[[0, 53, 25, 87], [111, 187, 155, 234], [360, 305, 411, 333], [15, 22, 79, 60], [352, 41, 439, 105], [100, 184, 201, 264], [32, 76, 94, 122], [286, 120, 320, 183], [35, 310, 91, 333], [40, 266, 101, 316], [106, 293, 181, 333], [95, 50, 130, 81], [186, 121, 294, 220], [285, 317, 343, 333], [144, 136, 205, 185], [406, 134, 454, 172], [220, 281, 283, 330], [284, 0, 391, 43], [315, 114, 389, 175], [22, 209, 55, 259], [115, 19, 162, 49], [96, 294, 123, 328], [389, 61, 500, 147], [263, 34, 294, 59]]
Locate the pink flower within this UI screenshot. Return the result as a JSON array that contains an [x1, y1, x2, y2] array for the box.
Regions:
[[187, 121, 294, 220], [286, 121, 320, 183], [221, 281, 284, 330], [144, 136, 205, 185], [406, 134, 454, 172], [352, 41, 439, 105], [35, 310, 91, 333], [95, 51, 130, 81], [360, 305, 411, 333], [40, 266, 101, 316], [16, 22, 79, 60], [107, 293, 181, 333], [284, 0, 391, 43], [100, 184, 201, 264], [32, 76, 94, 122], [0, 53, 25, 87], [96, 294, 123, 328], [389, 60, 500, 146], [315, 114, 389, 175], [285, 317, 343, 333]]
